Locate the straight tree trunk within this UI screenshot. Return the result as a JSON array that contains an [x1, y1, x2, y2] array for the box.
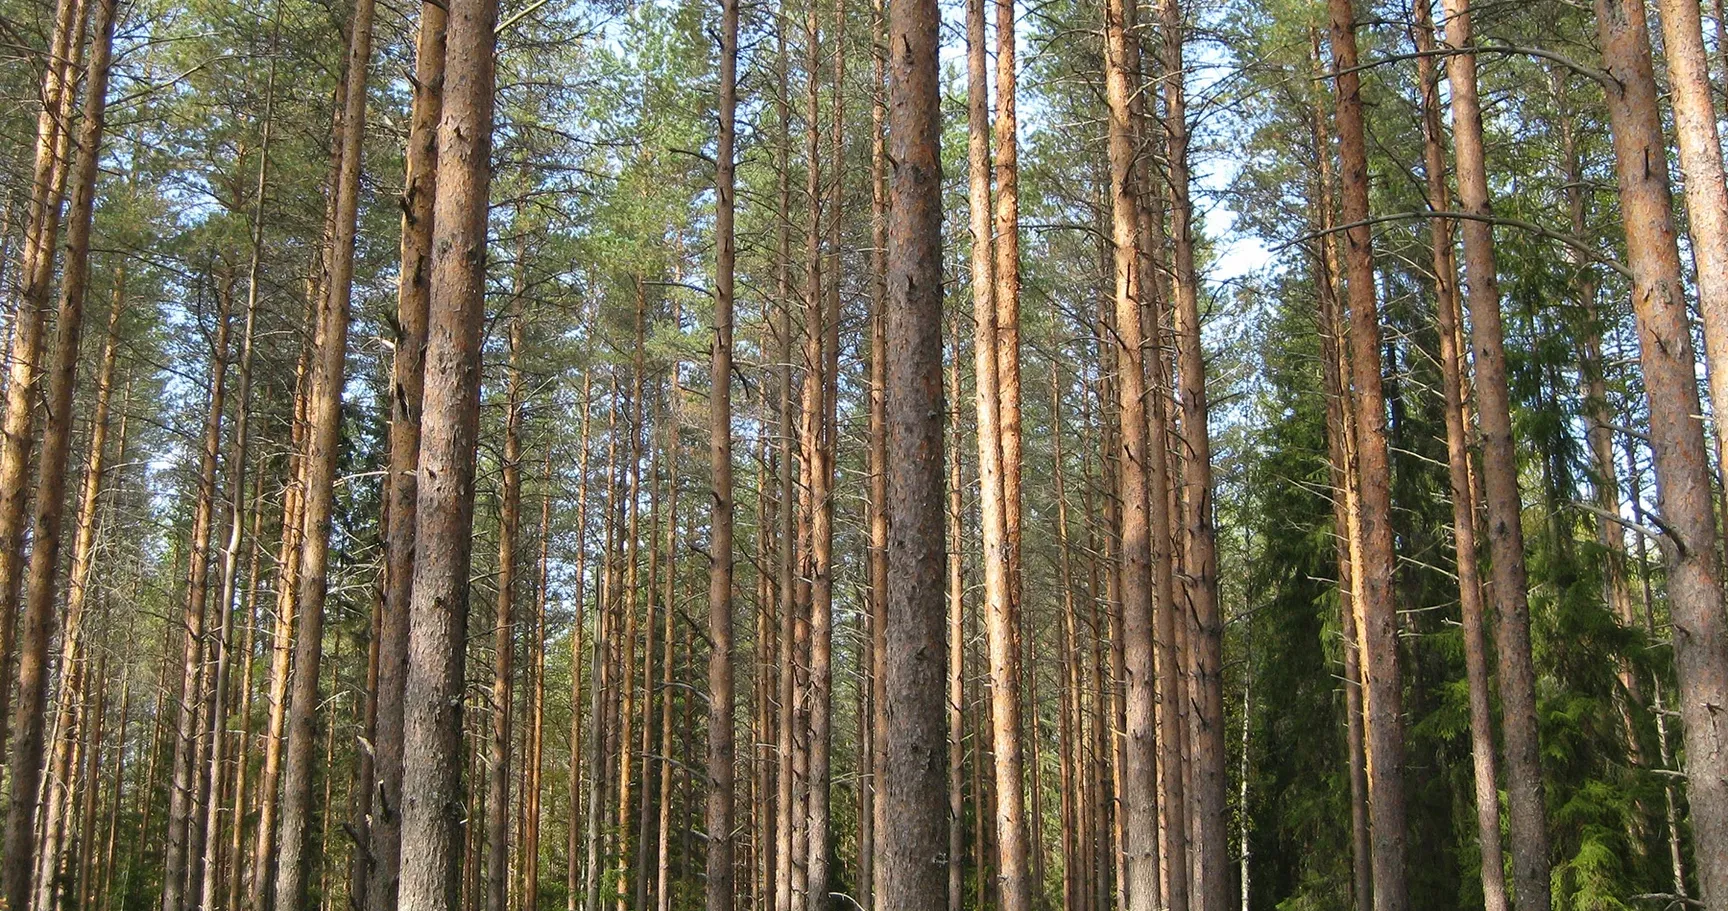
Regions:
[[1594, 0, 1728, 901], [0, 0, 87, 760], [1412, 7, 1508, 906], [201, 95, 272, 909], [162, 278, 235, 911], [1158, 3, 1225, 905], [1653, 0, 1728, 503], [706, 0, 739, 904], [368, 0, 444, 902], [802, 0, 837, 898], [566, 368, 594, 911], [487, 296, 525, 911], [865, 3, 890, 901], [946, 322, 966, 911], [966, 0, 1031, 905], [1323, 5, 1411, 908], [274, 0, 375, 903], [394, 0, 500, 900], [1103, 1, 1174, 907], [1434, 1, 1552, 902], [524, 452, 551, 911], [879, 0, 946, 903], [3, 1, 115, 903], [773, 11, 800, 909]]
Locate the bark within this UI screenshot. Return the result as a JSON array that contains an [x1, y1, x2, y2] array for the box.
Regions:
[[1103, 0, 1173, 907], [1653, 0, 1728, 504], [162, 277, 235, 911], [368, 0, 444, 903], [566, 368, 593, 911], [864, 3, 889, 904], [17, 1, 119, 898], [879, 0, 946, 903], [274, 0, 374, 903], [1323, 5, 1410, 908], [1412, 6, 1508, 906], [524, 452, 550, 911], [0, 0, 95, 899], [946, 325, 966, 911], [706, 0, 739, 904], [0, 0, 87, 761], [1594, 0, 1728, 901], [486, 296, 525, 911], [773, 13, 799, 910], [1431, 1, 1552, 903], [1159, 3, 1225, 905], [802, 0, 838, 898], [393, 0, 500, 899]]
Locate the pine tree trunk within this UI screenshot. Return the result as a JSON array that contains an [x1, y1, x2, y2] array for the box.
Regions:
[[966, 1, 1032, 908], [1595, 0, 1728, 900], [394, 0, 500, 898], [1412, 7, 1508, 906], [486, 295, 525, 911], [1653, 0, 1728, 504], [1432, 2, 1552, 903], [879, 0, 946, 900], [524, 452, 551, 911], [162, 277, 235, 911], [2, 0, 106, 901], [566, 367, 594, 911], [706, 0, 739, 901], [946, 323, 966, 911], [1158, 3, 1224, 904], [1324, 6, 1411, 908], [368, 0, 444, 901], [864, 0, 890, 899], [0, 0, 88, 763], [274, 0, 374, 903]]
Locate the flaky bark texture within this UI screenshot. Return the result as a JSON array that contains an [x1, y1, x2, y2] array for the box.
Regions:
[[1324, 5, 1410, 909], [4, 2, 115, 902], [395, 0, 500, 900], [369, 1, 444, 905], [274, 0, 374, 905], [1595, 0, 1728, 902], [705, 0, 739, 905], [879, 0, 946, 903], [1419, 5, 1509, 907]]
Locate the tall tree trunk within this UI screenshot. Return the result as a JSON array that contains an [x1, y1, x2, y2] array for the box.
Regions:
[[274, 0, 375, 903], [773, 9, 801, 907], [486, 294, 525, 911], [39, 250, 122, 911], [1434, 1, 1552, 903], [1103, 0, 1175, 907], [964, 3, 1031, 910], [566, 367, 593, 911], [1653, 0, 1728, 503], [162, 277, 235, 911], [1595, 0, 1728, 900], [865, 0, 890, 899], [946, 322, 966, 911], [394, 0, 500, 898], [802, 0, 837, 898], [252, 286, 316, 911], [368, 0, 444, 901], [4, 0, 115, 902], [524, 451, 551, 911], [1158, 2, 1224, 904], [1324, 5, 1410, 909], [879, 0, 946, 902], [1412, 7, 1508, 907], [707, 0, 739, 903], [0, 0, 88, 764]]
